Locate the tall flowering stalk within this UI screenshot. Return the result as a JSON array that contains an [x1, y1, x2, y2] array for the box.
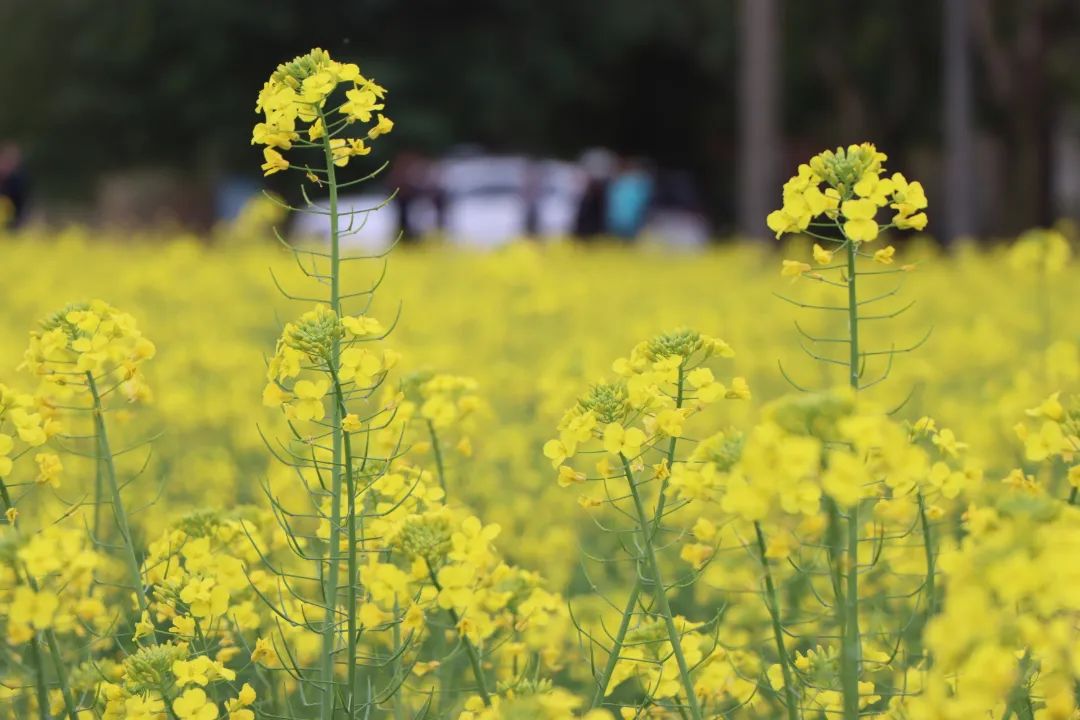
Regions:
[[0, 385, 80, 720], [254, 48, 399, 720], [546, 329, 749, 718], [767, 144, 931, 719], [24, 300, 157, 618], [13, 301, 158, 717]]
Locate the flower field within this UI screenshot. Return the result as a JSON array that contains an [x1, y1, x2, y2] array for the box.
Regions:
[[1, 48, 1079, 720]]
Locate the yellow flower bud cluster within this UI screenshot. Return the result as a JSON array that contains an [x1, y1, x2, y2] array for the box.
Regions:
[[1014, 391, 1079, 480], [0, 524, 112, 645], [252, 47, 393, 176], [23, 299, 156, 401], [545, 329, 747, 493], [767, 143, 927, 245], [263, 304, 397, 424], [670, 391, 971, 555], [0, 383, 60, 480]]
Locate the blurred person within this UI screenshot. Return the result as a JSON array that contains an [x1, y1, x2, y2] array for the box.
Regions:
[[0, 142, 28, 228], [643, 168, 711, 248], [605, 157, 654, 240], [573, 148, 615, 240], [522, 160, 542, 237], [390, 151, 443, 242]]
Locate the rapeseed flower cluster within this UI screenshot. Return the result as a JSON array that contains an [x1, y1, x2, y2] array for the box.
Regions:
[[23, 299, 156, 400], [253, 48, 392, 177], [767, 142, 927, 243]]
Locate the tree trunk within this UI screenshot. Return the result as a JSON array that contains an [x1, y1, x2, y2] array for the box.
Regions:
[[737, 0, 780, 240], [944, 0, 975, 243]]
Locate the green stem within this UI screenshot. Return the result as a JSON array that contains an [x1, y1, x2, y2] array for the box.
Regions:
[[86, 372, 148, 616], [916, 492, 937, 622], [845, 241, 861, 391], [754, 522, 800, 720], [318, 115, 345, 720], [426, 562, 492, 706], [93, 453, 103, 542], [28, 637, 49, 720], [44, 628, 79, 720], [391, 599, 407, 720], [17, 562, 78, 720], [330, 369, 359, 716], [592, 368, 685, 709], [823, 497, 845, 603], [840, 239, 862, 720], [649, 367, 685, 536], [590, 583, 641, 708], [427, 420, 447, 494], [622, 457, 702, 720], [1002, 651, 1034, 720], [840, 502, 861, 720]]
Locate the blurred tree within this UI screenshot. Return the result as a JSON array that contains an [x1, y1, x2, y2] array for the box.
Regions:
[[944, 0, 975, 243], [0, 0, 737, 216], [736, 0, 780, 240], [971, 0, 1078, 233], [0, 0, 1077, 234]]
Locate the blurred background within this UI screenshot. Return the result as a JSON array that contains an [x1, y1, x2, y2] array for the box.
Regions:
[[1, 0, 1079, 245]]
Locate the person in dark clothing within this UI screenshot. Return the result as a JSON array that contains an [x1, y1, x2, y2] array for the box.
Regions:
[[573, 148, 615, 240], [574, 180, 607, 238], [0, 143, 28, 228], [389, 151, 445, 243]]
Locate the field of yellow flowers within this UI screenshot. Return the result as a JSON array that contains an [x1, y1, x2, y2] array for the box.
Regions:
[[2, 49, 1079, 720]]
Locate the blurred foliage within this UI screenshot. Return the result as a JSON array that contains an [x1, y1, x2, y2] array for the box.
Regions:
[[1, 0, 1079, 229]]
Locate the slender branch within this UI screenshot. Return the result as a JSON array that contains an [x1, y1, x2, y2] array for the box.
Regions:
[[427, 420, 447, 494], [841, 239, 861, 720], [318, 108, 344, 720], [622, 456, 702, 720], [754, 522, 800, 720], [87, 372, 148, 616], [425, 562, 492, 706]]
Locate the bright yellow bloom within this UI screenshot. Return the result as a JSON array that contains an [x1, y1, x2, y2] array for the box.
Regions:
[[7, 586, 59, 644], [260, 147, 289, 176], [812, 243, 834, 264], [557, 465, 585, 488], [179, 577, 230, 619], [341, 87, 384, 123], [288, 379, 328, 422], [125, 694, 166, 720], [841, 198, 879, 242], [602, 423, 646, 457], [34, 452, 62, 487], [251, 637, 276, 666], [368, 114, 394, 139], [173, 688, 217, 720], [781, 259, 811, 277], [853, 173, 894, 204], [1026, 392, 1064, 421], [873, 246, 895, 264]]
